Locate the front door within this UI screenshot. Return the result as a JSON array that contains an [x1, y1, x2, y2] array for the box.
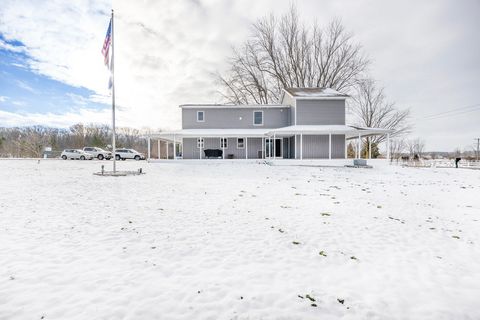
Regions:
[[265, 138, 282, 158]]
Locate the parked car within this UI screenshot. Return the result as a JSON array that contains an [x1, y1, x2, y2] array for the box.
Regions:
[[83, 147, 112, 160], [115, 148, 145, 160], [61, 149, 94, 160]]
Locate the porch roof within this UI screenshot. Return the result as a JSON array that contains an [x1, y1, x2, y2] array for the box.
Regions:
[[266, 125, 392, 138], [147, 125, 392, 141], [148, 128, 270, 140]]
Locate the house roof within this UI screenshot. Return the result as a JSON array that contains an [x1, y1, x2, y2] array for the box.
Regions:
[[283, 87, 349, 99], [179, 104, 287, 109]]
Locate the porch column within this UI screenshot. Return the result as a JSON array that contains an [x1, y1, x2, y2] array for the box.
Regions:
[[147, 137, 151, 160], [166, 140, 169, 159], [245, 137, 248, 159], [199, 137, 202, 160], [386, 133, 390, 162], [368, 138, 372, 159], [173, 134, 177, 160], [157, 140, 160, 159], [273, 133, 276, 159], [222, 137, 225, 159], [344, 136, 347, 159], [328, 133, 332, 160], [294, 135, 297, 159], [181, 138, 184, 159], [357, 134, 361, 158], [262, 137, 265, 159], [288, 137, 290, 159], [300, 134, 303, 160]]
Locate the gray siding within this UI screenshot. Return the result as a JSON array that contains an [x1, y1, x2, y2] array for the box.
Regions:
[[182, 107, 290, 129], [182, 138, 200, 159], [281, 93, 296, 125], [294, 134, 345, 159], [182, 137, 265, 159], [296, 100, 345, 125], [247, 138, 263, 159], [331, 135, 345, 158]]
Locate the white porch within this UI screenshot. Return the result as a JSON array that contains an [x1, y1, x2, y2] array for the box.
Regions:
[[145, 125, 392, 161]]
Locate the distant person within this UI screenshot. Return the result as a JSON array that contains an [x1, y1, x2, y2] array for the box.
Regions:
[[455, 157, 461, 168]]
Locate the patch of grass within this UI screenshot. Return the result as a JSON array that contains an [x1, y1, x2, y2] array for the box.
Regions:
[[452, 235, 460, 239], [306, 294, 315, 302], [292, 241, 301, 245], [319, 251, 327, 257], [321, 213, 331, 216]]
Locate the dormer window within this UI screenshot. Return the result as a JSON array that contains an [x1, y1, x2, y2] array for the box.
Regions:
[[197, 111, 205, 122], [253, 111, 263, 126]]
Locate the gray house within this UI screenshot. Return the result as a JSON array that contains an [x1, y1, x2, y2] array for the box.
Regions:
[[148, 88, 391, 160]]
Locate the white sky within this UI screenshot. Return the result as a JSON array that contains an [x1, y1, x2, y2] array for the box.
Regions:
[[0, 0, 479, 151]]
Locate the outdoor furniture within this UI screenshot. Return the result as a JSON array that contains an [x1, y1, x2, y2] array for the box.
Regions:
[[345, 159, 372, 168], [204, 149, 222, 159], [354, 159, 367, 166]]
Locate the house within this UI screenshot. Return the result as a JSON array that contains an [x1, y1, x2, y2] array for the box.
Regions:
[[147, 88, 391, 160]]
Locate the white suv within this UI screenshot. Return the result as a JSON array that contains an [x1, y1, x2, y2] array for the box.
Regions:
[[61, 149, 94, 160], [83, 147, 112, 160], [115, 148, 145, 161]]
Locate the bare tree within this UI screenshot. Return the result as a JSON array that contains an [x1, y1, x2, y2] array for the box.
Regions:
[[350, 79, 410, 157], [218, 5, 369, 104], [389, 138, 406, 162], [407, 138, 426, 160]]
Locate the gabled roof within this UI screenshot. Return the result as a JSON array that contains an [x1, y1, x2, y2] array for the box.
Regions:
[[283, 87, 348, 100]]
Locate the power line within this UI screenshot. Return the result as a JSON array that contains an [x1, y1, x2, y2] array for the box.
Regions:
[[421, 103, 480, 121]]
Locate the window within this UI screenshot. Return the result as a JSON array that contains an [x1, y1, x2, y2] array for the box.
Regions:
[[253, 111, 263, 125], [197, 111, 205, 122], [237, 138, 245, 149], [220, 138, 228, 149], [197, 138, 204, 149]]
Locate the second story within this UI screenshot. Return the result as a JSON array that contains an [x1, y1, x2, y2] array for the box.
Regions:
[[180, 87, 348, 129], [181, 104, 291, 129]]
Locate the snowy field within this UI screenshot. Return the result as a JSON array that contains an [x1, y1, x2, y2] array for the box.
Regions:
[[0, 160, 479, 320]]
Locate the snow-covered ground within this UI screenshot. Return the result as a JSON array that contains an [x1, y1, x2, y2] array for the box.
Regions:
[[0, 160, 479, 320]]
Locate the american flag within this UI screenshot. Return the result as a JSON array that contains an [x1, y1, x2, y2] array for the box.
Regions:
[[101, 19, 112, 67]]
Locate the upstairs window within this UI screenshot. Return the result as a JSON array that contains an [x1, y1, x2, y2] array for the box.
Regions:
[[253, 111, 263, 126], [220, 138, 228, 149], [237, 138, 245, 149], [197, 138, 204, 149], [197, 111, 205, 122]]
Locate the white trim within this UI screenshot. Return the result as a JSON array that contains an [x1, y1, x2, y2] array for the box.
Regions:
[[196, 111, 205, 122], [245, 138, 248, 159], [220, 137, 228, 149], [197, 137, 204, 149], [300, 134, 303, 160], [237, 137, 245, 149], [253, 110, 264, 126], [147, 137, 151, 160], [294, 98, 297, 125]]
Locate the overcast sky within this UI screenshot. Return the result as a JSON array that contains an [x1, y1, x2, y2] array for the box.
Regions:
[[0, 0, 479, 151]]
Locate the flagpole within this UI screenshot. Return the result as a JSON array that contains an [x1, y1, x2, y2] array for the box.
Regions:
[[111, 9, 116, 173]]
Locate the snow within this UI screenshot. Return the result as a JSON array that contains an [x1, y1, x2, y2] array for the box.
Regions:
[[1, 160, 479, 319]]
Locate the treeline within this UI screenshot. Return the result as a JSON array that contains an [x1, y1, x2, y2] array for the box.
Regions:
[[0, 124, 151, 158]]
